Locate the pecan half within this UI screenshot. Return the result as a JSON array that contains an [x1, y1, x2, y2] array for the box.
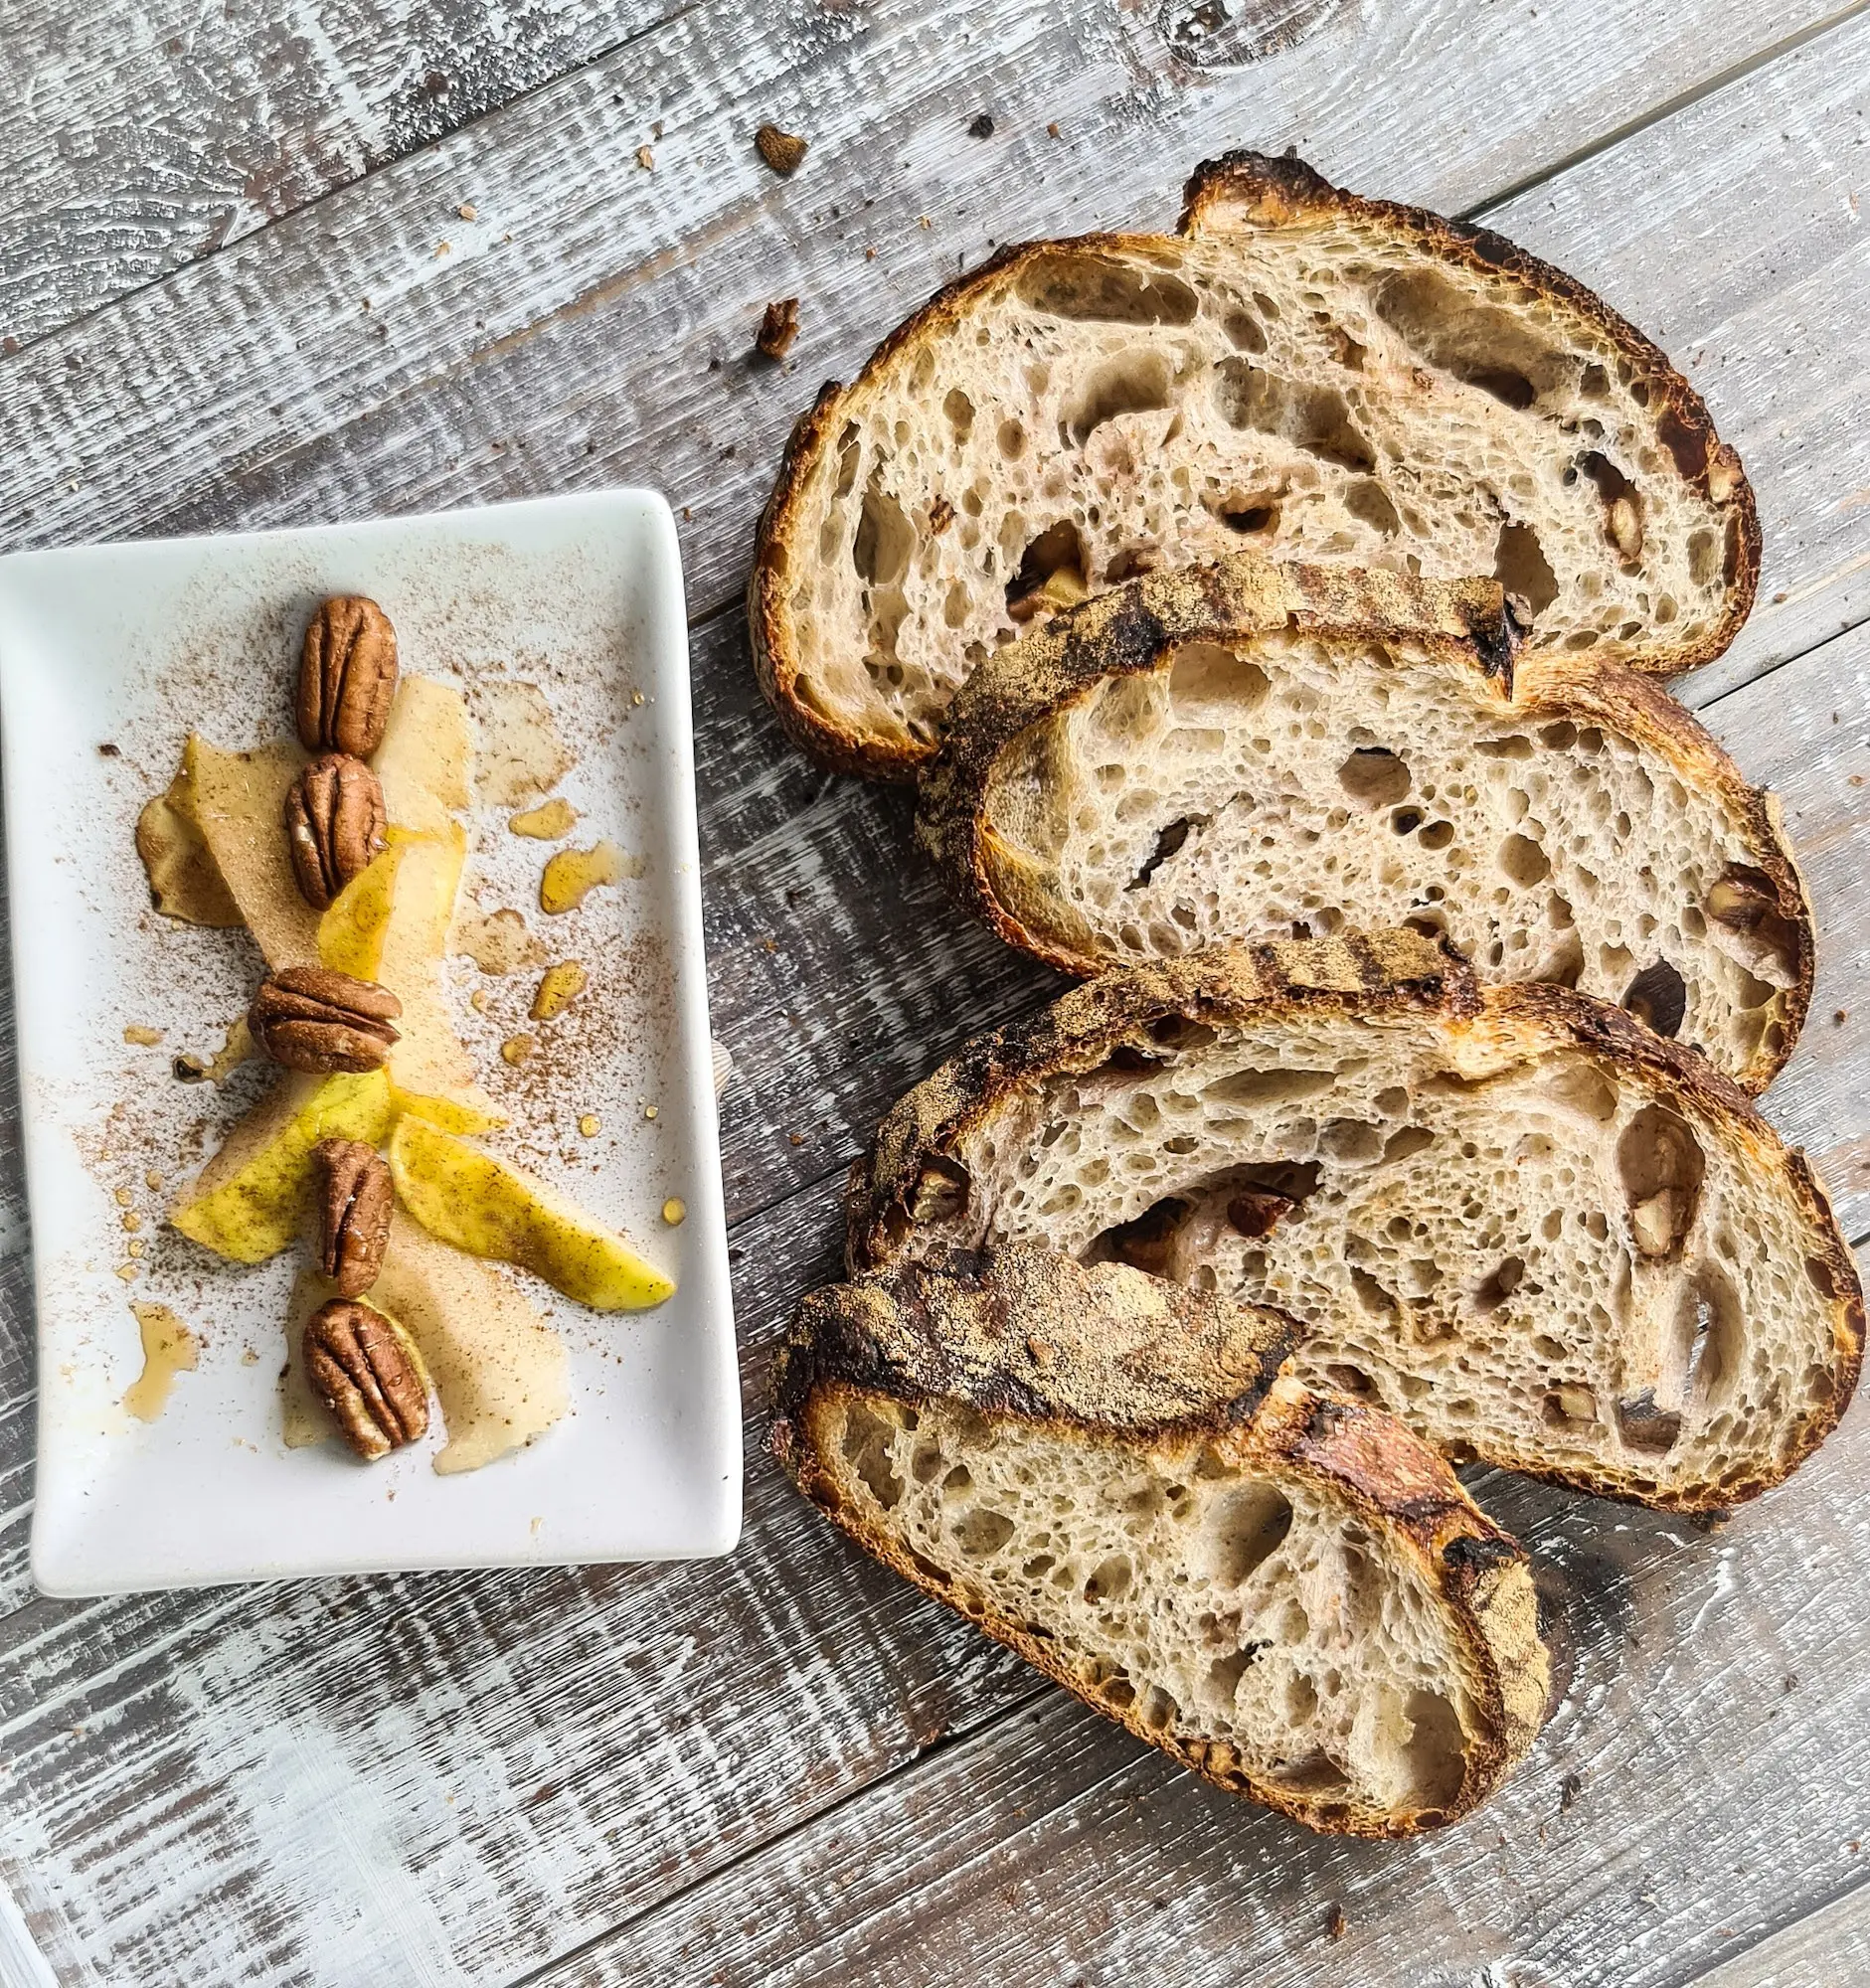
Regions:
[[283, 752, 388, 910], [304, 1298, 428, 1460], [250, 966, 401, 1074], [297, 595, 399, 756], [315, 1137, 394, 1296]]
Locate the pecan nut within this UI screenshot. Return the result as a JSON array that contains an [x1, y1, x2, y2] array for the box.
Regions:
[[315, 1137, 394, 1296], [283, 752, 388, 910], [304, 1298, 428, 1460], [297, 595, 399, 756], [249, 965, 402, 1074]]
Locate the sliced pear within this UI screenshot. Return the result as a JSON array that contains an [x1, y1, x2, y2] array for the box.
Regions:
[[171, 1069, 394, 1263], [371, 1212, 569, 1472], [317, 842, 404, 980], [182, 736, 320, 967], [135, 762, 243, 927], [375, 677, 473, 835], [389, 1116, 676, 1311]]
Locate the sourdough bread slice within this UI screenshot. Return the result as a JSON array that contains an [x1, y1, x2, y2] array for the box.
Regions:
[[752, 151, 1758, 778], [917, 553, 1810, 1093], [773, 1244, 1548, 1836], [847, 933, 1861, 1511]]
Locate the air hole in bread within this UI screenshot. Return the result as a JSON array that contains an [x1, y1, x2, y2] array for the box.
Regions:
[[1167, 641, 1270, 711], [1222, 307, 1267, 353], [1622, 958, 1688, 1039], [1127, 816, 1203, 892], [1494, 521, 1560, 619], [1066, 351, 1174, 447], [1211, 361, 1374, 471], [1084, 1554, 1133, 1603], [832, 420, 862, 500], [943, 388, 975, 442], [1206, 1067, 1335, 1108], [1209, 495, 1281, 535], [1398, 1691, 1467, 1808], [1616, 1103, 1705, 1257], [908, 1154, 970, 1226], [1006, 519, 1085, 619], [841, 1403, 907, 1507], [1472, 1256, 1524, 1314], [1337, 746, 1412, 809], [1371, 268, 1553, 410], [953, 1507, 1016, 1556], [1014, 251, 1199, 325], [1497, 833, 1550, 889], [1201, 1484, 1292, 1586], [852, 478, 914, 587], [1343, 479, 1404, 536], [1090, 1195, 1194, 1275]]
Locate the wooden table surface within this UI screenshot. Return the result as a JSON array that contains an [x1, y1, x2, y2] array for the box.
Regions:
[[2, 2, 1869, 1982]]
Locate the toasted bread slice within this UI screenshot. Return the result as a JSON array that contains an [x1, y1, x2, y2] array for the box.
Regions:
[[773, 1245, 1549, 1837], [752, 151, 1758, 778], [847, 933, 1861, 1511], [916, 553, 1810, 1093]]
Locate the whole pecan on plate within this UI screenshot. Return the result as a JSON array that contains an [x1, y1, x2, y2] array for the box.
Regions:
[[249, 965, 402, 1074], [283, 752, 388, 910], [298, 595, 399, 756], [315, 1137, 394, 1297], [304, 1298, 429, 1460]]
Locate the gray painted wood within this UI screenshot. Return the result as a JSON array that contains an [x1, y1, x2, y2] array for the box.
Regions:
[[0, 2, 1865, 1984], [0, 0, 679, 352]]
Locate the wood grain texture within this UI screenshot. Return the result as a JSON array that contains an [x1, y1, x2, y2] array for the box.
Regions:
[[0, 0, 681, 352], [0, 2, 1865, 1984]]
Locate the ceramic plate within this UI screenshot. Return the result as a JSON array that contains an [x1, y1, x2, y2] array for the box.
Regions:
[[0, 492, 740, 1594]]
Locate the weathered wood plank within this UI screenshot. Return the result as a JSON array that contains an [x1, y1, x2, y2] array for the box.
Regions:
[[529, 1247, 1870, 1988], [0, 0, 678, 351], [0, 0, 1861, 714], [1692, 1880, 1870, 1987]]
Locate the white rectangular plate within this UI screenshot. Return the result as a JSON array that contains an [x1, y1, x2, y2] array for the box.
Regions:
[[0, 491, 741, 1594]]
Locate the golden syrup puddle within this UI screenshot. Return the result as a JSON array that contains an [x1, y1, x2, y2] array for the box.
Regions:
[[509, 796, 578, 840], [123, 1304, 200, 1421], [540, 841, 642, 914], [530, 961, 588, 1021]]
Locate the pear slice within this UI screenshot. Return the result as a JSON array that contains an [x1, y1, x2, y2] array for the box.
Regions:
[[375, 677, 473, 835], [389, 1116, 676, 1311], [370, 1212, 569, 1473], [183, 736, 321, 967], [171, 1069, 395, 1263], [344, 827, 501, 1134], [135, 761, 243, 928]]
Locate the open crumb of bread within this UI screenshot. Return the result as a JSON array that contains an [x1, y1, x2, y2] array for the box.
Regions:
[[774, 1246, 1548, 1836], [752, 152, 1758, 777], [848, 933, 1862, 1511], [918, 554, 1810, 1093]]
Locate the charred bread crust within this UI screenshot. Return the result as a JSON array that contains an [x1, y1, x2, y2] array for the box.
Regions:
[[750, 154, 1760, 779], [913, 554, 1810, 1093], [1180, 151, 1761, 666], [774, 1359, 1545, 1836], [772, 1244, 1302, 1442], [845, 936, 1863, 1510]]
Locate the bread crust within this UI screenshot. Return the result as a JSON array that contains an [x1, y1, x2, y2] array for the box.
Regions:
[[845, 936, 1863, 1509], [751, 152, 1762, 780], [913, 551, 1811, 1094], [772, 1260, 1546, 1836]]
